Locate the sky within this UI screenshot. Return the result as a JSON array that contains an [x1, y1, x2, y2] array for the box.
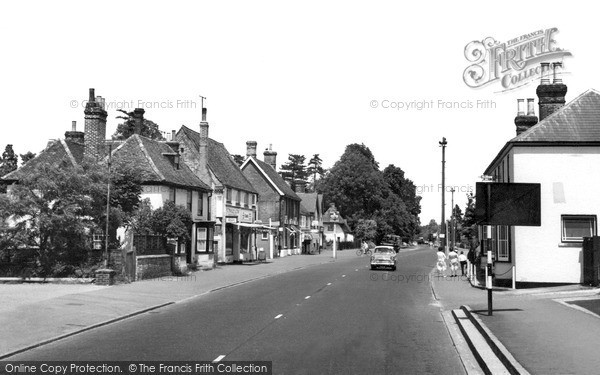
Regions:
[[0, 1, 597, 225]]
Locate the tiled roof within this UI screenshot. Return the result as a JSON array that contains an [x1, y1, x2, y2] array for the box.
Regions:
[[512, 89, 600, 142], [178, 125, 256, 193], [246, 156, 300, 200], [112, 135, 211, 191], [297, 192, 319, 214], [485, 88, 600, 174], [1, 139, 83, 182]]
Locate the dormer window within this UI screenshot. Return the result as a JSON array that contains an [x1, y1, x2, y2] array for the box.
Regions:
[[162, 152, 180, 170]]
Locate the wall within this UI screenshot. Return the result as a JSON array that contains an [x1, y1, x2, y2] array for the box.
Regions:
[[512, 146, 600, 283], [136, 255, 172, 280]]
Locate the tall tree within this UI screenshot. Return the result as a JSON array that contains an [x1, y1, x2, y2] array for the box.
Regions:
[[20, 151, 36, 165], [112, 109, 165, 140], [307, 154, 324, 182], [280, 154, 308, 188], [354, 219, 378, 242], [0, 145, 18, 178], [383, 164, 422, 237]]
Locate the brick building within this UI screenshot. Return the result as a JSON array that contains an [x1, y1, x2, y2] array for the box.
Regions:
[[176, 110, 259, 264], [241, 144, 301, 257]]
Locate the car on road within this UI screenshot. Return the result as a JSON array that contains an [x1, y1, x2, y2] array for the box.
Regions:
[[370, 246, 397, 271]]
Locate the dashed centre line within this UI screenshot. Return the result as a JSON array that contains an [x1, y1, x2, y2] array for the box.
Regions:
[[274, 314, 283, 319], [305, 296, 311, 299], [327, 283, 332, 286], [213, 355, 226, 362]]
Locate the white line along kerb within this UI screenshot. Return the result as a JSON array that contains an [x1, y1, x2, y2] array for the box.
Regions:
[[213, 355, 226, 363], [274, 314, 283, 319]]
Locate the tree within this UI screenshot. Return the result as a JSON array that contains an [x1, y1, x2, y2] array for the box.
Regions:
[[280, 154, 308, 189], [0, 145, 18, 178], [112, 109, 165, 140], [20, 151, 36, 165], [149, 200, 193, 242], [0, 162, 106, 276], [382, 164, 422, 238], [231, 154, 245, 167], [320, 144, 386, 226], [307, 154, 324, 181], [461, 192, 478, 249], [354, 219, 377, 242]]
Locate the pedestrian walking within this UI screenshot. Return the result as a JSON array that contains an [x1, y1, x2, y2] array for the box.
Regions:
[[458, 251, 468, 276], [448, 247, 459, 277], [436, 247, 447, 277]]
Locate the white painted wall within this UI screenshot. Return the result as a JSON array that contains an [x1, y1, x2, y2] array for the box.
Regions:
[[512, 146, 600, 283]]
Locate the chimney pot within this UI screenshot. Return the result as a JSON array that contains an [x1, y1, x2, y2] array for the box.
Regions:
[[526, 98, 535, 116], [171, 130, 176, 141], [517, 99, 525, 115], [540, 62, 551, 85], [553, 62, 563, 84], [72, 120, 77, 131], [89, 88, 95, 102], [263, 145, 278, 170], [202, 107, 207, 122]]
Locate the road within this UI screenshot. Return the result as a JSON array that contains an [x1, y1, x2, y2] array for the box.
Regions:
[[9, 247, 464, 374]]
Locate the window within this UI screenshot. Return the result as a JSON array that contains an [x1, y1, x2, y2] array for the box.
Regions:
[[169, 188, 176, 203], [196, 227, 207, 253], [562, 215, 596, 242], [187, 190, 192, 212], [252, 194, 256, 206], [226, 189, 232, 203], [497, 225, 509, 261], [261, 231, 269, 240], [327, 224, 334, 231], [236, 190, 241, 206], [244, 192, 249, 207], [197, 192, 203, 216]]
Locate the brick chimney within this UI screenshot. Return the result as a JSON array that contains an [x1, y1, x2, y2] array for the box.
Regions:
[[246, 141, 257, 158], [132, 108, 145, 135], [197, 107, 210, 181], [514, 98, 538, 135], [263, 144, 277, 170], [166, 130, 179, 153], [294, 179, 307, 193], [84, 88, 108, 161], [65, 120, 85, 144], [536, 62, 567, 121]]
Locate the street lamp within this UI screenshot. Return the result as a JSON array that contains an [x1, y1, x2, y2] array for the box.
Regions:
[[439, 137, 447, 251], [331, 211, 339, 259]]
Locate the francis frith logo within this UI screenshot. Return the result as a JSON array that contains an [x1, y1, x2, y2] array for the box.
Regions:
[[463, 28, 572, 92]]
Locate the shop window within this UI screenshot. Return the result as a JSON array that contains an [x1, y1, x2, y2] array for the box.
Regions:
[[562, 215, 597, 243]]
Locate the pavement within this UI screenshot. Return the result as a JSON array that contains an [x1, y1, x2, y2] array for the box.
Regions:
[[431, 268, 600, 374], [0, 248, 359, 359]]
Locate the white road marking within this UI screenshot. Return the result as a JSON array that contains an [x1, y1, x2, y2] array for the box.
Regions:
[[213, 355, 226, 362], [342, 275, 346, 277], [327, 283, 332, 286], [274, 314, 283, 319], [355, 269, 359, 271], [305, 296, 311, 299]]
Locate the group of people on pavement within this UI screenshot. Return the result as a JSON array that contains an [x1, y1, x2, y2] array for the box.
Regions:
[[436, 246, 468, 277]]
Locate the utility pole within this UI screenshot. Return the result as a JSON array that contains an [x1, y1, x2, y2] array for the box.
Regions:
[[439, 137, 447, 251], [331, 211, 339, 259], [450, 187, 455, 251], [104, 144, 112, 268]]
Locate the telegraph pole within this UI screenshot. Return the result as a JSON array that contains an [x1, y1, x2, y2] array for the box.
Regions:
[[450, 187, 455, 251], [439, 137, 447, 251]]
